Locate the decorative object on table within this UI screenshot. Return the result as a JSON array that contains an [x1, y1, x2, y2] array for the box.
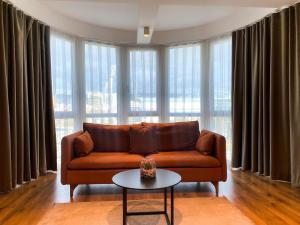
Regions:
[[140, 157, 156, 179]]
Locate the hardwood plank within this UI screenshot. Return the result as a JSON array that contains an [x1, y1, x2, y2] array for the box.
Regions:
[[0, 169, 299, 225]]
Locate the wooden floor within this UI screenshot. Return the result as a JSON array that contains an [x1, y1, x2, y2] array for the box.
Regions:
[[0, 168, 300, 225]]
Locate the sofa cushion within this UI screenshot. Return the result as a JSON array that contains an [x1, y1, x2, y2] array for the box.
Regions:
[[143, 121, 199, 151], [148, 151, 220, 168], [196, 130, 215, 155], [73, 131, 94, 157], [68, 152, 144, 170], [129, 124, 158, 155], [83, 123, 137, 152]]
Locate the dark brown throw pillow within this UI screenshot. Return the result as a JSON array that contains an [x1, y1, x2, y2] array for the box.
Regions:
[[74, 131, 94, 157], [196, 130, 215, 155], [129, 124, 157, 155]]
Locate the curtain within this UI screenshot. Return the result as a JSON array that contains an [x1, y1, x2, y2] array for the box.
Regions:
[[208, 37, 232, 158], [129, 49, 159, 123], [168, 44, 202, 123], [167, 37, 232, 157], [50, 32, 76, 155], [0, 1, 57, 192], [232, 3, 300, 187], [84, 42, 118, 124]]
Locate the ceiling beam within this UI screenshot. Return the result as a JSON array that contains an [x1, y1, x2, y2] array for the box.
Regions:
[[136, 0, 159, 44]]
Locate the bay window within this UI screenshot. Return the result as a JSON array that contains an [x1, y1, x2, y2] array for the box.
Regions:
[[50, 31, 232, 158]]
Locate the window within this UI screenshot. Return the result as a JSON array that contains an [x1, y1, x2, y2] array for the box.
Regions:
[[209, 37, 232, 158], [50, 31, 232, 160], [84, 42, 118, 124], [50, 33, 76, 149], [167, 37, 232, 157], [128, 49, 159, 123], [168, 45, 201, 123]]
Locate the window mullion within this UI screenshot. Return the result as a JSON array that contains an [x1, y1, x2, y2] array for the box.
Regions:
[[75, 38, 85, 130], [119, 46, 129, 124], [200, 41, 210, 129], [160, 47, 168, 122]]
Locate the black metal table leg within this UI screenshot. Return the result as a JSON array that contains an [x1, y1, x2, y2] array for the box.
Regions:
[[164, 188, 167, 213], [122, 187, 174, 225], [123, 187, 127, 225], [170, 186, 174, 225]]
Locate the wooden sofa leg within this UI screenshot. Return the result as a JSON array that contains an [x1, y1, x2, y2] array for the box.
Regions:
[[70, 184, 78, 200], [212, 181, 219, 197]]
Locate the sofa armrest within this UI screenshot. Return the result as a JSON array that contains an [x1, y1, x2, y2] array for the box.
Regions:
[[214, 132, 227, 181], [61, 131, 83, 185]]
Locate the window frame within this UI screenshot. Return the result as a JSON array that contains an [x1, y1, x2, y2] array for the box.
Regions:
[[50, 31, 232, 160], [166, 44, 202, 122], [127, 47, 161, 123], [50, 32, 77, 136], [83, 41, 120, 124], [210, 37, 232, 118]]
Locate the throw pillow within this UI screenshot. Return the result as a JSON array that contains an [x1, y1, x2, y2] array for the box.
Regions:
[[196, 130, 215, 155], [74, 131, 94, 157], [129, 124, 157, 155]]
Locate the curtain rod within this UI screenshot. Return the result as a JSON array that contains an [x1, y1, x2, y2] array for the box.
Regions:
[[234, 0, 300, 32], [3, 0, 48, 26], [166, 32, 232, 47], [51, 27, 166, 48]]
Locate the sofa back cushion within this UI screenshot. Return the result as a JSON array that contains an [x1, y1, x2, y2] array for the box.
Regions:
[[83, 123, 133, 152], [142, 121, 199, 151], [129, 124, 158, 155]]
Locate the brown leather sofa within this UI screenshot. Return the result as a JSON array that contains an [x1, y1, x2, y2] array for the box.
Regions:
[[61, 121, 227, 198]]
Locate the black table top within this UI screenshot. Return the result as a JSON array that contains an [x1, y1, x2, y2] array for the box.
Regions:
[[112, 169, 181, 190]]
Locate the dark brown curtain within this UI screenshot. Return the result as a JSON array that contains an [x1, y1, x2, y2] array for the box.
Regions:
[[0, 1, 57, 193], [232, 3, 300, 187]]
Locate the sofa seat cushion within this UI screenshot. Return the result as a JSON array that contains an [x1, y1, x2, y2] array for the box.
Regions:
[[68, 152, 144, 170], [148, 151, 221, 168]]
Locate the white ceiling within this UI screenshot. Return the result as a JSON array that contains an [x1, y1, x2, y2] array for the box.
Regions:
[[39, 1, 240, 31], [41, 1, 140, 31], [34, 0, 298, 43], [40, 0, 296, 30], [156, 6, 238, 31]]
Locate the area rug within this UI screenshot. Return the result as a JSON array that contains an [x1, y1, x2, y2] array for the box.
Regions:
[[38, 197, 254, 225]]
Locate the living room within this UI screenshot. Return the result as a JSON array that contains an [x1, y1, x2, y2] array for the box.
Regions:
[[0, 0, 299, 224]]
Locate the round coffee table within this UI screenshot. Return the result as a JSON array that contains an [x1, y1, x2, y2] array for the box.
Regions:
[[112, 169, 181, 225]]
